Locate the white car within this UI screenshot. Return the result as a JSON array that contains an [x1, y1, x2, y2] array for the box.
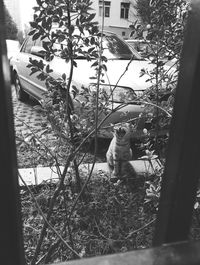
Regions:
[[6, 39, 20, 61], [11, 31, 156, 138], [6, 39, 20, 82]]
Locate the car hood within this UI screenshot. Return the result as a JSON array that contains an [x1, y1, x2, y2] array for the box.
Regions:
[[103, 59, 154, 90], [69, 59, 155, 92]]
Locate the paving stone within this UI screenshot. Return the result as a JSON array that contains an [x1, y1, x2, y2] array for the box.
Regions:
[[34, 118, 44, 121], [14, 122, 24, 127], [18, 115, 29, 118], [17, 127, 32, 133]]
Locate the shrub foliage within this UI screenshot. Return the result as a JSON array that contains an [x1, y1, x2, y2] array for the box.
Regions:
[[15, 0, 197, 264]]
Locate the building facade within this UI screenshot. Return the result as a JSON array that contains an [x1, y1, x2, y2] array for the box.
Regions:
[[4, 0, 137, 39], [92, 0, 137, 39]]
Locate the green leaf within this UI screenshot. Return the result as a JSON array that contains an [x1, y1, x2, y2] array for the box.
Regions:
[[37, 72, 47, 81], [71, 85, 79, 98], [33, 6, 40, 12], [69, 25, 75, 35], [88, 47, 95, 53], [42, 41, 50, 51], [85, 13, 96, 22], [26, 63, 33, 68], [36, 0, 43, 6], [73, 61, 77, 67], [101, 56, 108, 62], [91, 25, 99, 35], [101, 64, 107, 72], [62, 73, 66, 81], [32, 32, 41, 41], [91, 61, 98, 67], [46, 64, 53, 74], [76, 18, 79, 28], [90, 37, 95, 45], [28, 29, 36, 36], [58, 7, 63, 17], [42, 19, 49, 30], [30, 68, 39, 76], [78, 26, 84, 34], [29, 21, 38, 28]]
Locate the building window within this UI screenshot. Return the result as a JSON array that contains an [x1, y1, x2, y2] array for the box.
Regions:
[[99, 1, 111, 17], [121, 2, 130, 19]]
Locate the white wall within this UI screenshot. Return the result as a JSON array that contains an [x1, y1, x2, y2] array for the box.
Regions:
[[91, 0, 137, 39]]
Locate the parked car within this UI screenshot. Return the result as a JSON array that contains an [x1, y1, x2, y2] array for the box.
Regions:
[[11, 31, 161, 138], [125, 39, 152, 55], [126, 38, 178, 68], [6, 39, 20, 83], [6, 39, 20, 61]]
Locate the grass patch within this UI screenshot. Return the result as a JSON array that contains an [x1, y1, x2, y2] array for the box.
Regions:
[[21, 172, 156, 263]]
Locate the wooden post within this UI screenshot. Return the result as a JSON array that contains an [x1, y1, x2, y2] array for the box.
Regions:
[[153, 0, 200, 246], [0, 1, 25, 264]]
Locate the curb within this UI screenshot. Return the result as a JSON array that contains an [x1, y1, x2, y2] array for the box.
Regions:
[[18, 159, 162, 186]]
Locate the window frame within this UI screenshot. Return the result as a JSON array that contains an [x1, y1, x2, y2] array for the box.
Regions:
[[21, 36, 36, 53], [120, 2, 130, 19], [2, 0, 200, 264], [99, 0, 111, 17]]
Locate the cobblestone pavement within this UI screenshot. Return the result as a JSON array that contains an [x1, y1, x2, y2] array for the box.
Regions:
[[11, 86, 108, 163], [11, 87, 49, 137]]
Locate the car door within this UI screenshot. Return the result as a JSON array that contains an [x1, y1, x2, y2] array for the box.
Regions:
[[15, 36, 47, 101]]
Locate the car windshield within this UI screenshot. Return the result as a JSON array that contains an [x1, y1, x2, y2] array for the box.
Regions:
[[102, 34, 142, 60], [126, 40, 154, 56], [50, 32, 142, 61]]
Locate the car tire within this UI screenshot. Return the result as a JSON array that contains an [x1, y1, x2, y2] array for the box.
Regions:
[[14, 74, 29, 102]]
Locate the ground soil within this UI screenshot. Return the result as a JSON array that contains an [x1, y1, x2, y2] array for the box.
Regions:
[[21, 173, 156, 264]]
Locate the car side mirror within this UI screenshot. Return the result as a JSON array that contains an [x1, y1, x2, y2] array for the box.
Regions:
[[30, 46, 46, 59]]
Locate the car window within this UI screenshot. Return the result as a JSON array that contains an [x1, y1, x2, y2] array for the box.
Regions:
[[37, 31, 143, 61], [103, 35, 142, 60], [52, 35, 142, 60], [22, 37, 35, 53], [127, 40, 154, 55]]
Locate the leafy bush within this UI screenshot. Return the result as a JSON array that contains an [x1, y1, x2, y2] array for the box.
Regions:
[[16, 0, 194, 264], [17, 1, 150, 264], [131, 0, 189, 207]]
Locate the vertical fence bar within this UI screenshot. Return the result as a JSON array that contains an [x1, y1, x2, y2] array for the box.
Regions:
[[0, 1, 25, 264], [153, 0, 200, 246]]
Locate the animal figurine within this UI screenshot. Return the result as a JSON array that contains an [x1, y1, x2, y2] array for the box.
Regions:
[[106, 123, 137, 181]]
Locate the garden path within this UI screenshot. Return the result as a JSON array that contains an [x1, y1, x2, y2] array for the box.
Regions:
[[11, 86, 46, 135]]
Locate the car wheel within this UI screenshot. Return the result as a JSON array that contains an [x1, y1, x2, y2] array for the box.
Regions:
[[14, 74, 29, 102]]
